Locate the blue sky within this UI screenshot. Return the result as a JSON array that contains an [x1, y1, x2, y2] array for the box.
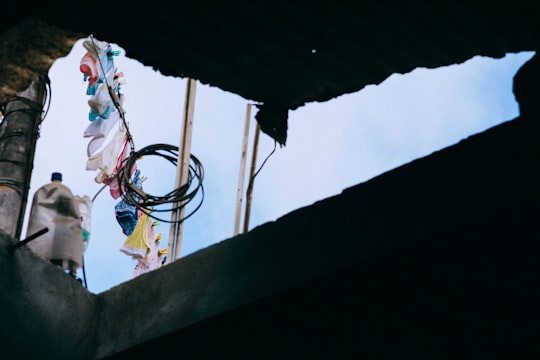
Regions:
[[22, 38, 534, 294]]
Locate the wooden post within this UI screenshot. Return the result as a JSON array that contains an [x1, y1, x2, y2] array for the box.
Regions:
[[243, 121, 260, 234], [233, 103, 252, 236], [0, 76, 47, 240], [167, 78, 197, 264]]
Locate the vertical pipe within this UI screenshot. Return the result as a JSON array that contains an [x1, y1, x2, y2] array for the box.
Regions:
[[233, 103, 252, 236], [243, 122, 260, 234], [167, 78, 197, 264], [0, 76, 47, 240]]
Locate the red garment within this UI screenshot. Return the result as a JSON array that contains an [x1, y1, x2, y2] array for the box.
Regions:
[[107, 137, 136, 199], [80, 51, 100, 87]]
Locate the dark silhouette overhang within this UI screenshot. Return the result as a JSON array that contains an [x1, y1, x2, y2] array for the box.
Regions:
[[1, 0, 538, 145]]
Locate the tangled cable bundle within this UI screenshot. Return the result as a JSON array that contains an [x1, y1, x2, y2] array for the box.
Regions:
[[115, 143, 204, 223], [0, 75, 52, 134]]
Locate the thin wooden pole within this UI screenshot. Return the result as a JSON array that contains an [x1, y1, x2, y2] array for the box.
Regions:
[[167, 78, 197, 264], [243, 121, 260, 234], [233, 103, 252, 236]]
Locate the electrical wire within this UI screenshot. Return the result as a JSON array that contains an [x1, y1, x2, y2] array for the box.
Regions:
[[91, 183, 108, 203], [0, 75, 52, 141], [115, 143, 205, 223], [85, 36, 206, 224], [0, 77, 51, 220], [0, 77, 89, 288], [246, 139, 277, 196], [82, 38, 205, 283]]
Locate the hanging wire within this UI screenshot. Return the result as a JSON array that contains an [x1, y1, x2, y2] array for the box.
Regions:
[[246, 139, 277, 197], [85, 38, 205, 223], [91, 183, 108, 203], [0, 77, 91, 288], [0, 76, 52, 242], [0, 75, 52, 142], [115, 143, 205, 223]]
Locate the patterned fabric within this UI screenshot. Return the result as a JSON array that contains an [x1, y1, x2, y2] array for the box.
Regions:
[[86, 125, 127, 181], [132, 233, 165, 279], [114, 169, 142, 235]]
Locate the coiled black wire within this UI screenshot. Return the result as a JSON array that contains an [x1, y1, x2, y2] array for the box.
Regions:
[[115, 143, 204, 223]]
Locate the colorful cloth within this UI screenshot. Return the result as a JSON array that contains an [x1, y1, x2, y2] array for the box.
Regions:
[[132, 233, 165, 279], [83, 108, 121, 139], [114, 169, 142, 235], [86, 125, 127, 181], [119, 212, 153, 259], [76, 195, 93, 252], [80, 40, 116, 95], [107, 139, 137, 199]]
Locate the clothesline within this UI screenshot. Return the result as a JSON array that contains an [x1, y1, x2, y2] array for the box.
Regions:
[[79, 35, 165, 278]]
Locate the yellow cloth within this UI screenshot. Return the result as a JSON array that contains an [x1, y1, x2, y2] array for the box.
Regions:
[[120, 212, 153, 259]]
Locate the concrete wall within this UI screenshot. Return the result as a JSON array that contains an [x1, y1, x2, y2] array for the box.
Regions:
[[1, 114, 539, 359], [95, 115, 540, 358], [0, 232, 98, 359]]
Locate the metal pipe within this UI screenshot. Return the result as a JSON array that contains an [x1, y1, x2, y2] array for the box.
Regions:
[[8, 227, 48, 252]]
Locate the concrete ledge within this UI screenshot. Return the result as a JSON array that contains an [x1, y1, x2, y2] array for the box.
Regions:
[[95, 116, 540, 358], [1, 116, 538, 359], [0, 230, 99, 360]]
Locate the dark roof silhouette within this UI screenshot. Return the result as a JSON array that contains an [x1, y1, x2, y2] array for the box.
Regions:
[[1, 0, 538, 144]]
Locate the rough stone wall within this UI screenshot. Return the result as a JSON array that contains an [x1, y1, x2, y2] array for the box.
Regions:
[[0, 19, 81, 105], [0, 230, 98, 360]]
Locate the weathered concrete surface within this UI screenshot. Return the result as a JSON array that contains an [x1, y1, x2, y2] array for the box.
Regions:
[[0, 112, 539, 359], [0, 19, 81, 106], [0, 190, 20, 239], [94, 114, 539, 359], [0, 230, 98, 360], [1, 57, 539, 359]]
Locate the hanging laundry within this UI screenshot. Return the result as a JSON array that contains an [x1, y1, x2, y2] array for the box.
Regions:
[[79, 51, 100, 88], [78, 36, 157, 275], [119, 211, 153, 259], [83, 107, 121, 139], [86, 125, 127, 183], [132, 232, 166, 279], [105, 136, 137, 199], [88, 94, 116, 121], [76, 195, 93, 252], [114, 169, 143, 235], [79, 35, 121, 95], [86, 120, 122, 158], [87, 67, 126, 121], [82, 37, 108, 59], [115, 200, 139, 236]]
